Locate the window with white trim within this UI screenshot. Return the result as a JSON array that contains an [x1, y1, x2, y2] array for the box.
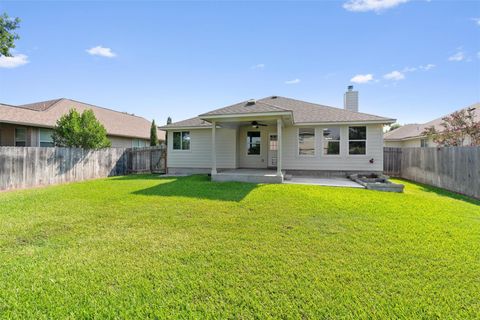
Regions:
[[323, 127, 340, 155], [15, 128, 26, 147], [173, 131, 190, 150], [298, 128, 315, 155], [247, 131, 261, 155], [420, 138, 428, 147], [132, 139, 146, 148], [348, 126, 366, 155], [39, 129, 54, 147]]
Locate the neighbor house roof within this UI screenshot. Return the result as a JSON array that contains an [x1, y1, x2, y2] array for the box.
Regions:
[[384, 102, 480, 141], [160, 96, 395, 129], [0, 98, 165, 140]]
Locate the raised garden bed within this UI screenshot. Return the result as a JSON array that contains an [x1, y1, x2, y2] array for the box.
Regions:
[[349, 173, 404, 193]]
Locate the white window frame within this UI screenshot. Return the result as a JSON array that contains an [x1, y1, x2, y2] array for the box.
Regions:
[[348, 126, 367, 155], [39, 128, 54, 147], [172, 131, 191, 151], [297, 127, 316, 157], [15, 127, 27, 147], [322, 127, 341, 156], [420, 138, 428, 148], [246, 131, 261, 156]]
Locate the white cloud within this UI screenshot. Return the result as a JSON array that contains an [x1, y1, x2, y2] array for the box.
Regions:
[[419, 63, 435, 70], [343, 0, 409, 12], [251, 63, 265, 69], [477, 51, 480, 59], [472, 18, 480, 26], [384, 70, 405, 81], [0, 53, 29, 68], [285, 78, 301, 84], [402, 66, 417, 72], [350, 74, 374, 84], [448, 51, 465, 62], [86, 46, 117, 58]]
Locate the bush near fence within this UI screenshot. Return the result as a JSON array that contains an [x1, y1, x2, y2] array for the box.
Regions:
[[0, 145, 166, 191], [384, 147, 480, 199]]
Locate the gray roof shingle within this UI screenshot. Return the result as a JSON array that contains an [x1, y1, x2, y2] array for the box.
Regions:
[[384, 102, 480, 140], [163, 96, 395, 129]]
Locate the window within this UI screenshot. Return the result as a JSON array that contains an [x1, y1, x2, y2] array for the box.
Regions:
[[39, 129, 54, 147], [15, 128, 26, 147], [269, 134, 278, 151], [173, 131, 190, 150], [323, 127, 340, 155], [420, 138, 428, 147], [298, 128, 315, 155], [247, 131, 261, 155], [348, 126, 366, 155]]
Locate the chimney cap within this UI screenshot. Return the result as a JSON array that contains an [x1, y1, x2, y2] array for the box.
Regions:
[[348, 85, 354, 91]]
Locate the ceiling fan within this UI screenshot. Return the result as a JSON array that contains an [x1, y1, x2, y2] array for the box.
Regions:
[[251, 121, 267, 129]]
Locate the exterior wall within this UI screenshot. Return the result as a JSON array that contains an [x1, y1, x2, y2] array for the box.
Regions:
[[237, 125, 273, 169], [0, 123, 15, 146], [282, 124, 384, 172], [384, 137, 437, 148], [0, 123, 38, 146], [166, 123, 385, 173], [0, 123, 149, 148], [108, 135, 149, 148], [384, 140, 405, 148], [166, 128, 237, 170]]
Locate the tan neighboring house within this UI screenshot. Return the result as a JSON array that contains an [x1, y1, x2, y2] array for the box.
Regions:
[[384, 103, 479, 147], [0, 98, 165, 148], [159, 88, 395, 181]]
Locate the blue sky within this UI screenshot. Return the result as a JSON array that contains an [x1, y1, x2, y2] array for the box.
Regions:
[[0, 0, 479, 125]]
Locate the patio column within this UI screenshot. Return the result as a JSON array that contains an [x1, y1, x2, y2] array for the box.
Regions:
[[277, 118, 282, 176], [211, 121, 217, 174]]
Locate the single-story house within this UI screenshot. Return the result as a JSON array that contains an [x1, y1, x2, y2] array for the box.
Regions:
[[0, 98, 165, 148], [159, 89, 395, 183], [384, 103, 479, 147]]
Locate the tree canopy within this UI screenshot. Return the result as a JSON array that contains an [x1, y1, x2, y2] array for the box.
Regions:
[[0, 13, 21, 57], [150, 120, 158, 146], [52, 109, 111, 149]]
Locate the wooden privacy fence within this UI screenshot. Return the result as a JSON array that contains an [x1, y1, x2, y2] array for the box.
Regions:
[[384, 147, 480, 199], [0, 145, 166, 191], [128, 146, 166, 174]]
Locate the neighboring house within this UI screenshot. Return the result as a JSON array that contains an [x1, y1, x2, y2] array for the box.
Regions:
[[0, 98, 165, 148], [384, 103, 479, 147], [159, 88, 395, 181]]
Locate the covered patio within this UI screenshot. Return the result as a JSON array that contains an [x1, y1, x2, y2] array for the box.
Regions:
[[204, 110, 291, 184]]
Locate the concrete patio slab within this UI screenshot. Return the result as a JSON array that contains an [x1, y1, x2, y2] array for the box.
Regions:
[[284, 176, 364, 188], [212, 169, 283, 184]]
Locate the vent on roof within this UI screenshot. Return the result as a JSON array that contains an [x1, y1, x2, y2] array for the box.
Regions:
[[271, 96, 278, 99], [246, 99, 256, 106]]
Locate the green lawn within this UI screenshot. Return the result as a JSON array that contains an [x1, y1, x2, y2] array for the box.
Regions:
[[0, 175, 479, 319]]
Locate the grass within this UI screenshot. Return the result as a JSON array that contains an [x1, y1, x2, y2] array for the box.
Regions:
[[0, 175, 479, 319]]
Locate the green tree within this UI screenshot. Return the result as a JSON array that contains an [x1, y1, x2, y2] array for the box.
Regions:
[[52, 108, 111, 149], [389, 123, 402, 132], [0, 13, 21, 57], [150, 120, 158, 146]]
